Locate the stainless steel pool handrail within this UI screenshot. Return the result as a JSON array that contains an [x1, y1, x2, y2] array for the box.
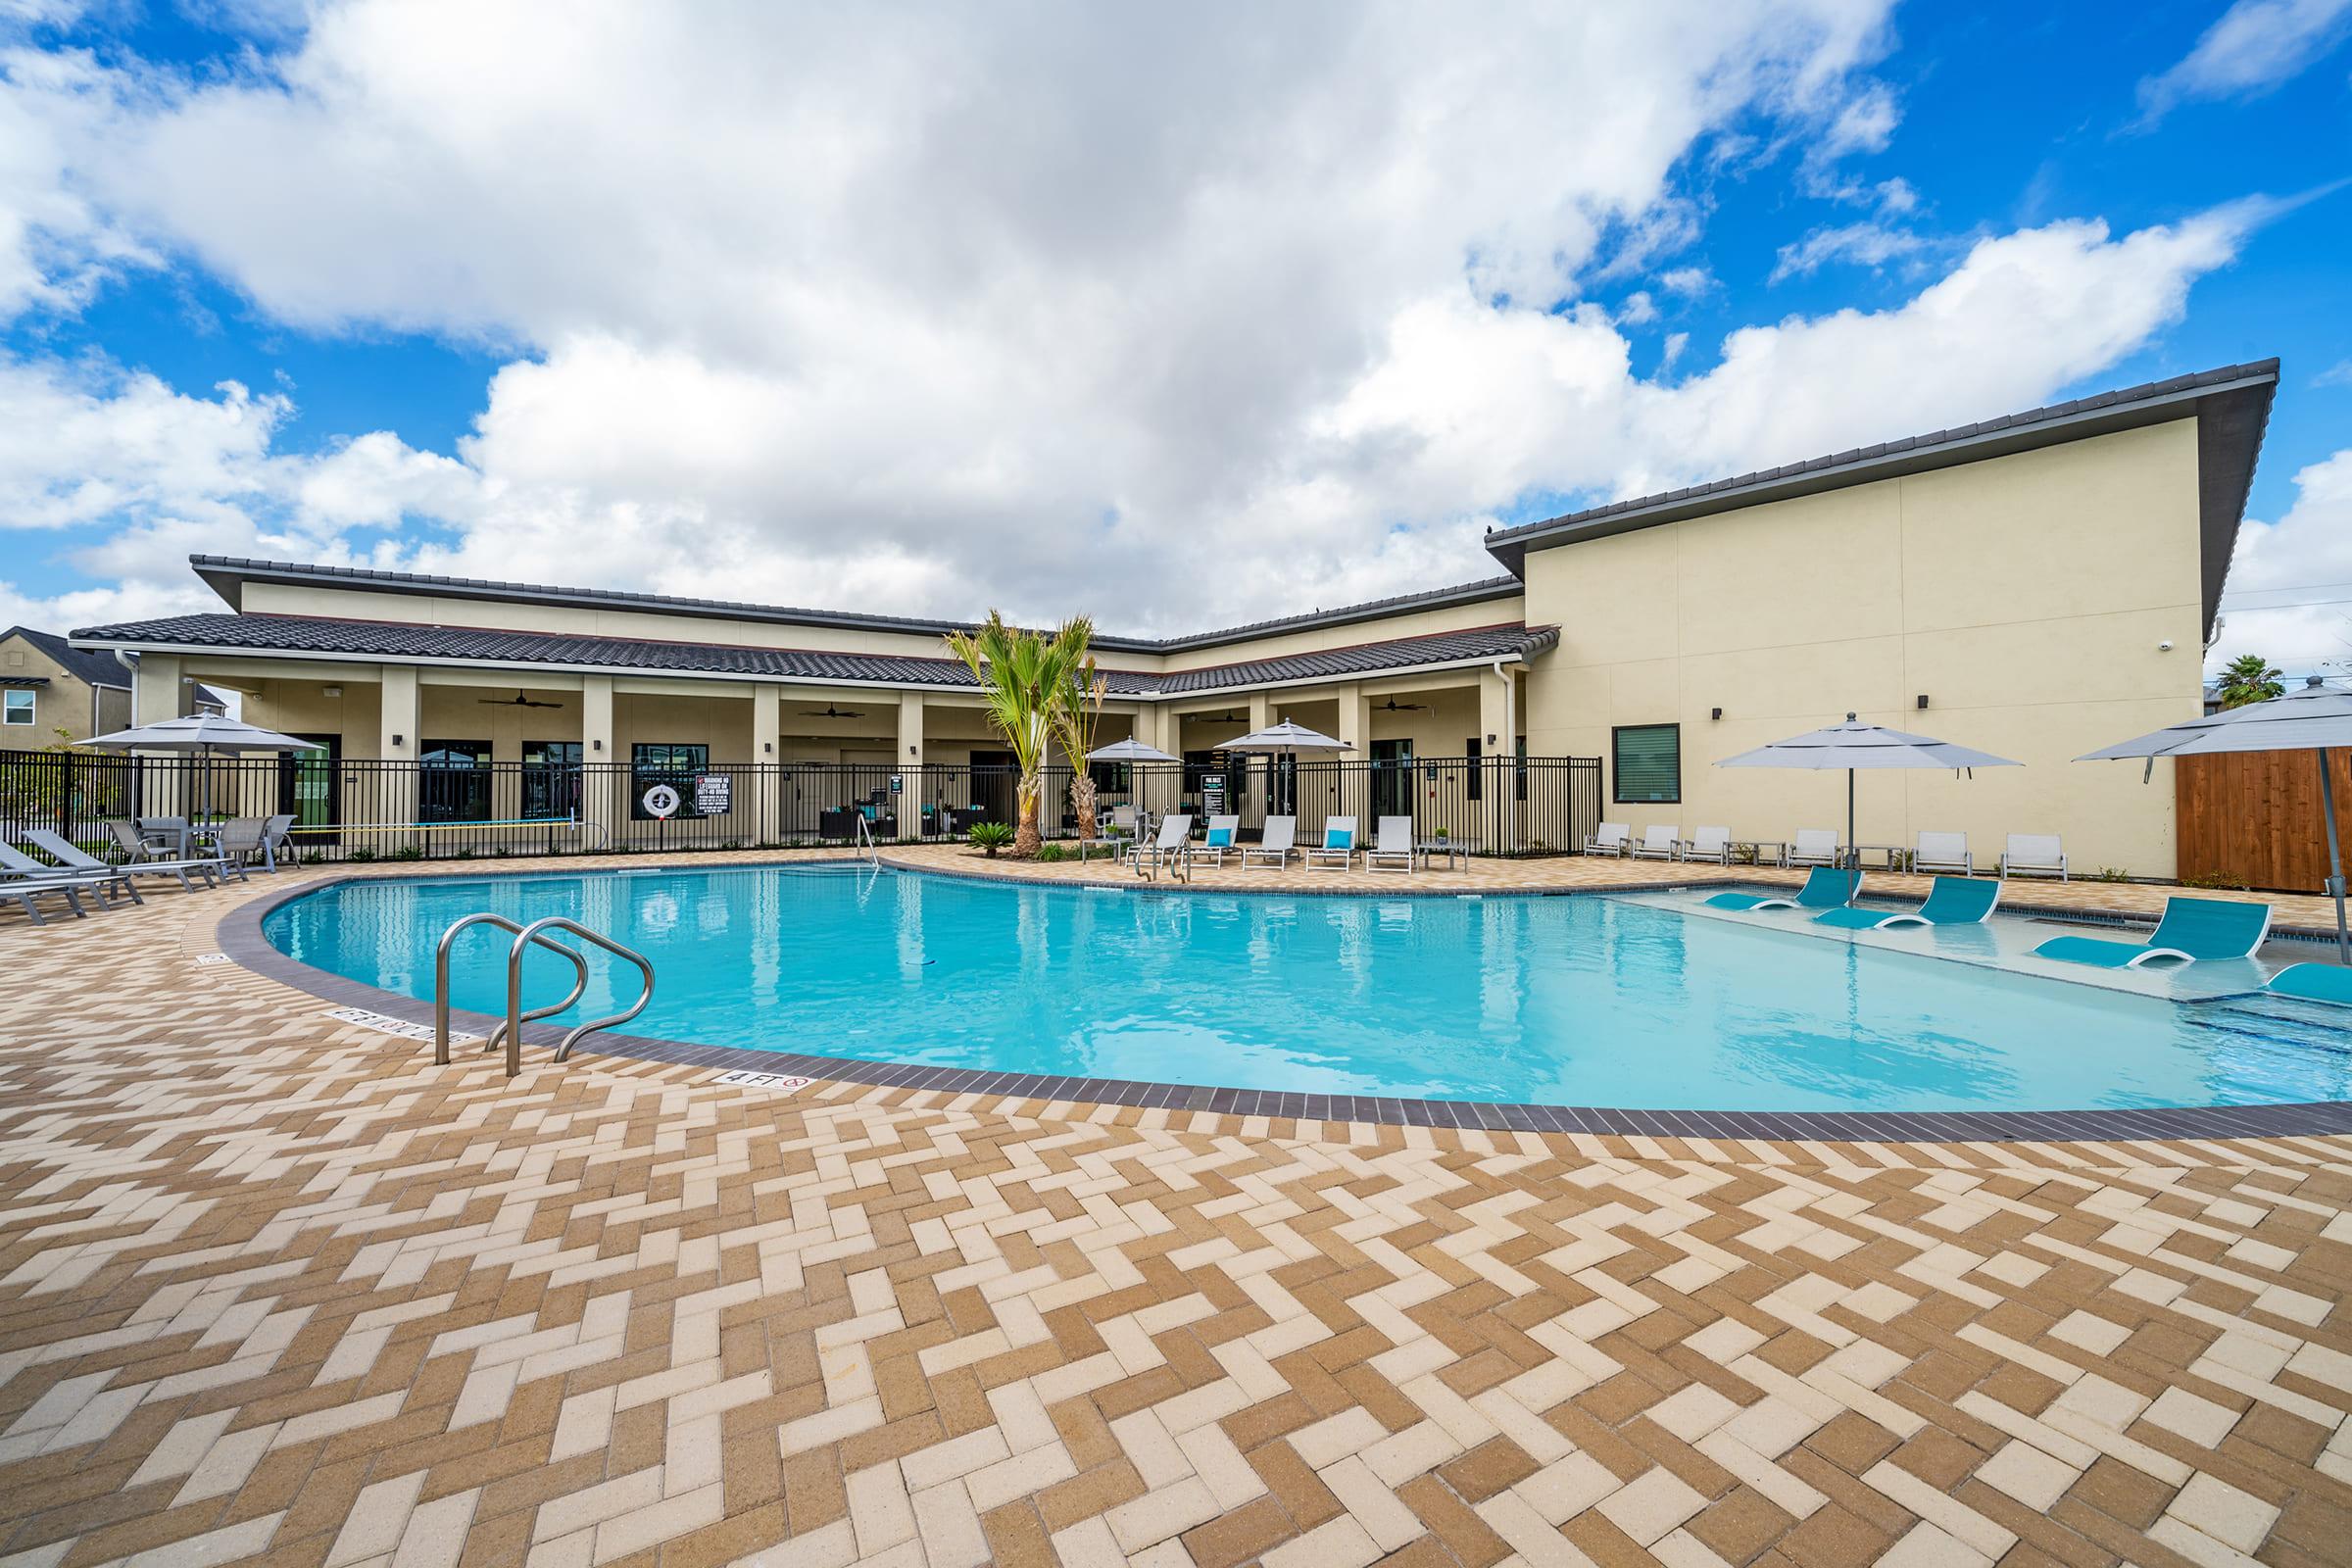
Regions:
[[433, 912, 590, 1065], [855, 813, 878, 865], [506, 916, 655, 1074]]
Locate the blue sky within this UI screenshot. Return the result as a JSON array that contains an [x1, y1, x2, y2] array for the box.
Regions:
[[1, 0, 2347, 666]]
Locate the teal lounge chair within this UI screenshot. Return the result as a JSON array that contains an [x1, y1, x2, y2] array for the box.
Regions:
[[1814, 875, 2000, 930], [2266, 963, 2352, 1006], [1705, 866, 1859, 911], [2033, 897, 2273, 969]]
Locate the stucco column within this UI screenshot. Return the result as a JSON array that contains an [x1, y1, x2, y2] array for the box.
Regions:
[[375, 665, 418, 848], [1479, 666, 1516, 853], [752, 683, 782, 842], [1337, 682, 1371, 756], [896, 692, 925, 840], [581, 675, 614, 835], [130, 654, 186, 819]]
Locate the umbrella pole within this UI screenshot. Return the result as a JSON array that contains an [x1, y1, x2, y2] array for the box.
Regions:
[[2320, 748, 2351, 965]]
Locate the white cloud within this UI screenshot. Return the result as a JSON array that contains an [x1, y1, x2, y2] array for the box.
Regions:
[[2136, 0, 2352, 122], [2211, 448, 2352, 675], [0, 4, 2273, 643], [2315, 358, 2352, 387], [1769, 219, 1928, 281], [1615, 290, 1659, 325]]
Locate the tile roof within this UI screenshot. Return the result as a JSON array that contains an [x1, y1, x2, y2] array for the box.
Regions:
[[187, 556, 1522, 653], [66, 612, 1554, 698]]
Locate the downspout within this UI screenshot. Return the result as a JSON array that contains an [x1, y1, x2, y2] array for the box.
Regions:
[[1491, 660, 1515, 853]]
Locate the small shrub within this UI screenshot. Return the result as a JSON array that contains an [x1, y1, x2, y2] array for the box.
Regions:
[[299, 850, 325, 865], [1033, 843, 1070, 862], [349, 848, 377, 863], [454, 849, 474, 860], [392, 845, 424, 861], [968, 821, 1015, 858], [2091, 866, 2132, 883]]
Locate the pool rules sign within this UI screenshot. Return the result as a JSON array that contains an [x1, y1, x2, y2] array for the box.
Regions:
[[694, 774, 732, 815]]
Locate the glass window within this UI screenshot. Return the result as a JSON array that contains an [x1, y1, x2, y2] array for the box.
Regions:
[[1612, 723, 1681, 805], [419, 739, 493, 822], [2, 689, 31, 725], [523, 741, 583, 820], [632, 742, 710, 819]]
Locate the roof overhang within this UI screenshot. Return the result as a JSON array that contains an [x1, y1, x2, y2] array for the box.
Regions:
[[1485, 361, 2277, 641]]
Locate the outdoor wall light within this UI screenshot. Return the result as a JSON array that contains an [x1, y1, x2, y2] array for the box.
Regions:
[[592, 739, 603, 751], [1710, 707, 1722, 721], [321, 685, 341, 698], [1917, 694, 1930, 710], [391, 734, 404, 748], [762, 741, 772, 754], [909, 744, 919, 757], [1486, 732, 1496, 746]]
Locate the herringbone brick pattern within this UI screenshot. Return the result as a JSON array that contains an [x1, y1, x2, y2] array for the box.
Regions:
[[1, 858, 2348, 1568]]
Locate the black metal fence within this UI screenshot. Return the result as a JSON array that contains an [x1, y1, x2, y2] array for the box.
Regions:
[[0, 750, 1600, 863]]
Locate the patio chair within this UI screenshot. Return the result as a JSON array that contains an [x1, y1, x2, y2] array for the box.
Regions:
[[1303, 816, 1357, 872], [1704, 866, 1860, 911], [1197, 814, 1243, 867], [220, 812, 296, 872], [1678, 826, 1733, 864], [0, 840, 139, 908], [118, 818, 187, 861], [21, 829, 220, 895], [2267, 963, 2352, 1007], [1132, 813, 1194, 880], [1243, 816, 1297, 868], [1584, 822, 1630, 858], [2, 877, 92, 925], [1912, 831, 1971, 876], [1814, 875, 1999, 930], [1365, 816, 1416, 874], [2000, 834, 2067, 880], [2033, 897, 2272, 969], [1628, 825, 1679, 861], [1787, 829, 1841, 868]]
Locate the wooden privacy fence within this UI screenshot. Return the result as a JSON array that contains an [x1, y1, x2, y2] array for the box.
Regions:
[[2176, 749, 2352, 893]]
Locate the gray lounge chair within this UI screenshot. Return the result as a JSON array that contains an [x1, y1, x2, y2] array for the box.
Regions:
[[0, 840, 139, 908], [214, 814, 295, 872], [1243, 816, 1297, 868], [116, 819, 185, 861], [3, 877, 91, 925], [1365, 816, 1416, 873], [22, 829, 220, 895]]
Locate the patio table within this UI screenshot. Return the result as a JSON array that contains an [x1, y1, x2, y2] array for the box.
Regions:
[[1852, 843, 1909, 870], [1733, 840, 1788, 866], [1416, 839, 1465, 871]]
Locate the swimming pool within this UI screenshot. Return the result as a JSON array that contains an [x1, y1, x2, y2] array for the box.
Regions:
[[257, 863, 2352, 1114]]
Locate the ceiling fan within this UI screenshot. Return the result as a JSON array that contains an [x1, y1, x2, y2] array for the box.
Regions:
[[801, 702, 867, 719], [1377, 697, 1429, 711], [478, 689, 564, 709]]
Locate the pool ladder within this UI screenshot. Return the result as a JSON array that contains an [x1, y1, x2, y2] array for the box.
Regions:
[[432, 912, 656, 1078]]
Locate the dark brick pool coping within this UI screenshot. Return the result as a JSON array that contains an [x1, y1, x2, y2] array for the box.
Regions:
[[217, 861, 2352, 1145]]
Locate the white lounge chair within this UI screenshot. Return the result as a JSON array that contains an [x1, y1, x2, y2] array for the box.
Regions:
[[1304, 816, 1357, 871], [2001, 834, 2067, 880], [1365, 816, 1416, 873], [1912, 830, 1971, 876], [1197, 814, 1243, 867], [1584, 822, 1630, 858], [1243, 816, 1297, 868], [1678, 826, 1733, 864], [1629, 825, 1679, 861], [1788, 829, 1841, 868], [1132, 813, 1194, 880]]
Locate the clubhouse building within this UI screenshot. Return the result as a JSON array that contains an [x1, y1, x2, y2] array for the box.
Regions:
[[66, 360, 2277, 875]]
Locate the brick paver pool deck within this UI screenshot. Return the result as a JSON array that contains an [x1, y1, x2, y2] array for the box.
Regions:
[[2, 849, 2347, 1568]]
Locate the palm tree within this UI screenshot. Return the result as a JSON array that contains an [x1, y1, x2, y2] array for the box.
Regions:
[[2216, 653, 2284, 710], [945, 612, 1095, 857], [1055, 658, 1109, 844]]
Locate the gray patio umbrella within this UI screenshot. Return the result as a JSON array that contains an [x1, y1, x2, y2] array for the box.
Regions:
[[2080, 674, 2352, 962], [1223, 719, 1349, 815], [78, 713, 325, 821], [1083, 737, 1181, 764], [1716, 713, 2021, 882]]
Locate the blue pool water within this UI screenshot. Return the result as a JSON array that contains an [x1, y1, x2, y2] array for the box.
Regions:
[[261, 865, 2352, 1112]]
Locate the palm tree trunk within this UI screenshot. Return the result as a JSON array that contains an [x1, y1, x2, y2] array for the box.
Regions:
[[1070, 774, 1098, 843], [1014, 770, 1044, 856]]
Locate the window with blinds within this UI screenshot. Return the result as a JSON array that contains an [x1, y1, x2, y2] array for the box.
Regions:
[[1612, 723, 1681, 804]]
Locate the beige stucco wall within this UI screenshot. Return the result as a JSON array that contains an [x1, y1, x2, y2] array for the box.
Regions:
[[1152, 596, 1525, 675], [1519, 418, 2207, 875]]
